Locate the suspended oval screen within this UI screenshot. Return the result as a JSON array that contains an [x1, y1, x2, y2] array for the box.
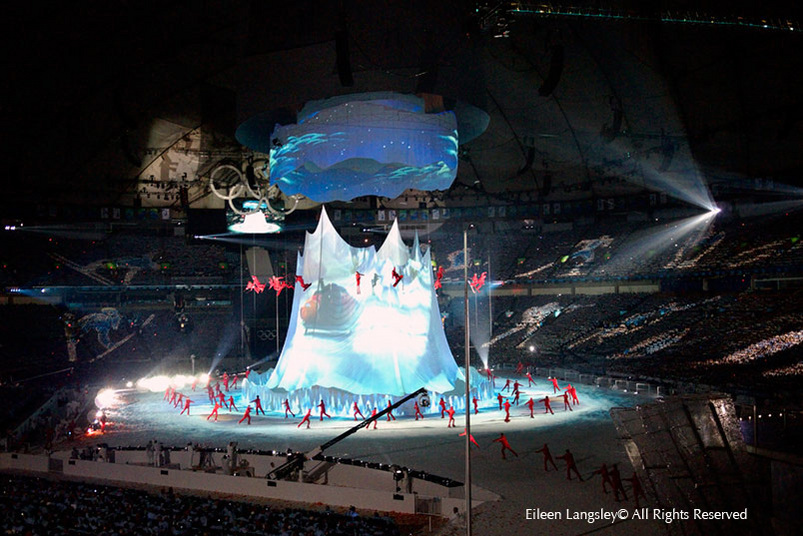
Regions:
[[269, 92, 459, 203]]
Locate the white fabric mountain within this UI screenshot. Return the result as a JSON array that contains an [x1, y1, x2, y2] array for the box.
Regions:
[[266, 207, 459, 396]]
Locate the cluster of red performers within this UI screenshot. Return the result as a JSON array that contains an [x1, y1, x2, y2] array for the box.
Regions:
[[156, 364, 651, 509], [245, 267, 413, 299], [530, 442, 649, 507], [159, 365, 589, 450], [245, 275, 313, 295], [296, 399, 389, 429], [487, 371, 580, 422], [161, 365, 584, 430], [243, 263, 496, 300], [163, 374, 409, 430], [160, 368, 264, 425]]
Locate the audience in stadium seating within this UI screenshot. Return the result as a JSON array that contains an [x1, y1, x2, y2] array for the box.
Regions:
[[0, 474, 400, 536], [476, 288, 803, 394]]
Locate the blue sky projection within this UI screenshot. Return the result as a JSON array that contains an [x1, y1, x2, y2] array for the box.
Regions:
[[270, 93, 458, 202]]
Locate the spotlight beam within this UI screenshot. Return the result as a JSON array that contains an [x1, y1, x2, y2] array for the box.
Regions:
[[195, 234, 303, 251], [602, 210, 719, 275]]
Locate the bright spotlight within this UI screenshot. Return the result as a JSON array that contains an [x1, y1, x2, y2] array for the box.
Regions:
[[171, 374, 196, 388], [94, 388, 118, 409], [136, 375, 172, 393]]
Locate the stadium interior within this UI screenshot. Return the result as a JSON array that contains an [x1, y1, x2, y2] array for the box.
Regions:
[[1, 2, 802, 535]]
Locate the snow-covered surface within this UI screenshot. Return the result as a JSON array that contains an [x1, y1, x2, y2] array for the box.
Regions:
[[69, 374, 664, 535]]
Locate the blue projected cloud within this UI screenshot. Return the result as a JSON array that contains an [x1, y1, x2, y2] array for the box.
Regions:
[[269, 92, 459, 203], [266, 208, 460, 396]]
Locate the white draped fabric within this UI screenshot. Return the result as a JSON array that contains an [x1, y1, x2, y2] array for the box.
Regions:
[[267, 208, 459, 396]]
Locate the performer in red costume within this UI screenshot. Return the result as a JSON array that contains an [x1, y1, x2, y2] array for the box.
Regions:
[[503, 399, 512, 422], [497, 392, 504, 410], [526, 371, 535, 386], [526, 397, 535, 418], [370, 407, 378, 429], [174, 392, 184, 408], [472, 396, 479, 415], [550, 377, 560, 393], [244, 367, 251, 380], [460, 428, 480, 448], [433, 266, 444, 290], [610, 464, 628, 501], [180, 398, 193, 416], [625, 473, 647, 508], [512, 382, 521, 405], [439, 397, 447, 418], [267, 275, 287, 296], [230, 373, 238, 390], [251, 395, 265, 416], [446, 406, 456, 428], [476, 271, 487, 290], [295, 275, 312, 291], [535, 443, 559, 471], [283, 399, 295, 418], [223, 372, 229, 392], [515, 361, 524, 374], [245, 275, 266, 293], [556, 449, 583, 481], [391, 267, 403, 287], [502, 379, 511, 392], [386, 400, 396, 421], [355, 271, 363, 294], [298, 408, 312, 429], [566, 384, 580, 405], [206, 402, 221, 422], [539, 395, 554, 414], [227, 395, 238, 412], [353, 401, 365, 420], [218, 391, 228, 409], [492, 433, 518, 459], [414, 401, 424, 420], [318, 399, 331, 420], [469, 272, 487, 293], [238, 405, 252, 425], [591, 463, 614, 494], [561, 392, 573, 411]]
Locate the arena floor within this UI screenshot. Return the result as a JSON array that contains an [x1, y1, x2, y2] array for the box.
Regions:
[[70, 374, 665, 536]]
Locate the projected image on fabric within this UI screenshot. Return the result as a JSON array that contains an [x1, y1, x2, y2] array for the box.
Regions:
[[265, 208, 460, 396], [269, 92, 459, 203]]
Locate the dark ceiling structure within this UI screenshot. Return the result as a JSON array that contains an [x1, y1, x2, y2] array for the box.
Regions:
[[3, 1, 802, 217]]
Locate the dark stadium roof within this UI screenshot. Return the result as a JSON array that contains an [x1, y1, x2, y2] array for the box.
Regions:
[[3, 1, 803, 215]]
